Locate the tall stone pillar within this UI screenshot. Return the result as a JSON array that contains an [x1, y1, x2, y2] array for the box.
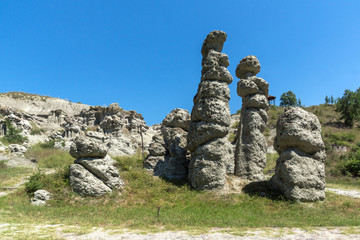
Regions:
[[235, 56, 269, 181], [187, 31, 233, 190]]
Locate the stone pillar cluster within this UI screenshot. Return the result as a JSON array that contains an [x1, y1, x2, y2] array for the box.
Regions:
[[234, 55, 269, 181], [270, 107, 326, 202], [187, 31, 233, 190], [143, 108, 190, 181]]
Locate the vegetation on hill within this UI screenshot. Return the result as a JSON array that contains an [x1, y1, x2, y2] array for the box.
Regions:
[[0, 118, 28, 145]]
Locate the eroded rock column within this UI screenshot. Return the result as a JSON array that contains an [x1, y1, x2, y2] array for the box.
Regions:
[[187, 30, 233, 190], [270, 107, 326, 202], [143, 108, 190, 181], [235, 56, 269, 181]]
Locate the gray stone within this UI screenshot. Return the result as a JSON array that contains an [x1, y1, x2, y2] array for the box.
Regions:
[[201, 31, 227, 58], [69, 164, 112, 197], [235, 55, 261, 79], [274, 107, 324, 155], [191, 98, 231, 126], [31, 189, 51, 206], [187, 122, 229, 152], [144, 108, 190, 181], [201, 51, 233, 84], [8, 144, 27, 156], [234, 56, 269, 181], [187, 30, 232, 190], [75, 156, 124, 190], [188, 138, 228, 190], [69, 136, 107, 158], [270, 107, 326, 202], [162, 108, 191, 131], [194, 80, 230, 103], [148, 141, 167, 156]]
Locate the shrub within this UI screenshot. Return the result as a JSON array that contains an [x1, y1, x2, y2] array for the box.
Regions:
[[341, 149, 360, 177], [0, 160, 7, 169], [2, 118, 28, 144], [25, 172, 45, 195], [39, 140, 55, 149]]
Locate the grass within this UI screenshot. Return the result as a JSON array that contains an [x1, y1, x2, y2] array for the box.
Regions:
[[264, 153, 278, 174], [0, 165, 35, 189], [24, 143, 74, 169], [0, 154, 359, 232]]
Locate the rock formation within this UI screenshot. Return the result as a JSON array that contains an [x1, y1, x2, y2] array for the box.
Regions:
[[187, 30, 233, 190], [144, 108, 190, 181], [69, 136, 124, 197], [31, 189, 51, 206], [234, 55, 269, 181], [0, 92, 158, 157], [270, 107, 326, 202]]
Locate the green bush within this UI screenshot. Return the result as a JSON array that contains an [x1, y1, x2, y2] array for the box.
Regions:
[[39, 140, 55, 149], [2, 118, 28, 144], [25, 172, 45, 195], [325, 132, 355, 145], [0, 160, 7, 169], [341, 149, 360, 177]]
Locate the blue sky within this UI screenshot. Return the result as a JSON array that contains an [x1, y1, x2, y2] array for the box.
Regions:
[[1, 1, 360, 125]]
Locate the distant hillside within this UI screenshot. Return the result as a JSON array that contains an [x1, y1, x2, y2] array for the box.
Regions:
[[0, 91, 90, 116]]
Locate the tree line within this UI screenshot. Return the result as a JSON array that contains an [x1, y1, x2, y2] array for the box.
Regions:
[[279, 88, 360, 127]]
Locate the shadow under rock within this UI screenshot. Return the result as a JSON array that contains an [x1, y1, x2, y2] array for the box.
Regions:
[[242, 180, 285, 201]]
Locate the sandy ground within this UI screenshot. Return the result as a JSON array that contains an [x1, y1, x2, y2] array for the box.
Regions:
[[60, 227, 360, 240], [1, 224, 359, 240]]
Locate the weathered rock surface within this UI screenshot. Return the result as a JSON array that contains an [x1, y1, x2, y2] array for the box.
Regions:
[[187, 30, 233, 191], [144, 108, 190, 181], [75, 156, 124, 190], [270, 107, 326, 202], [31, 189, 51, 206], [235, 55, 269, 181], [69, 137, 124, 197], [69, 164, 112, 197], [69, 136, 107, 158], [0, 92, 158, 157]]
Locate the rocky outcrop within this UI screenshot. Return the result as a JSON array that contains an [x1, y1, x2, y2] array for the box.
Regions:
[[0, 92, 158, 157], [69, 136, 124, 197], [31, 189, 51, 206], [270, 107, 326, 202], [187, 31, 233, 190], [144, 108, 190, 181], [234, 55, 269, 181]]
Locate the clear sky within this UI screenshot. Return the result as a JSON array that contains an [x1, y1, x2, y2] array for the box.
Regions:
[[1, 0, 360, 125]]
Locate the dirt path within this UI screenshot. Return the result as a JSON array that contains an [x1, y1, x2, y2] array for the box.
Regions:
[[1, 224, 359, 240], [326, 188, 360, 198], [60, 227, 360, 240]]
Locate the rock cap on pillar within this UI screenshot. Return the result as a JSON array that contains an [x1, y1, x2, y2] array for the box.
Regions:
[[235, 55, 261, 79]]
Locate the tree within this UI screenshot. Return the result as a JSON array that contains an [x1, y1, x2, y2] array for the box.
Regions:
[[335, 88, 360, 127], [280, 91, 297, 106], [330, 96, 335, 105], [325, 96, 330, 104], [297, 98, 302, 107]]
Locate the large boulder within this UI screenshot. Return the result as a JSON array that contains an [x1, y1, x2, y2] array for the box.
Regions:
[[69, 137, 124, 197], [270, 107, 326, 202], [69, 136, 107, 158], [69, 164, 112, 197]]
